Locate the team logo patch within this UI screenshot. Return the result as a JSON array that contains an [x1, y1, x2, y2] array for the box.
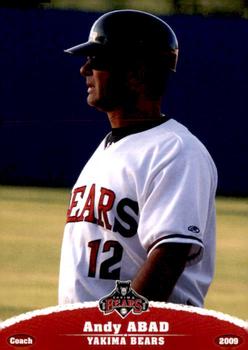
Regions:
[[99, 280, 149, 318], [188, 225, 200, 233]]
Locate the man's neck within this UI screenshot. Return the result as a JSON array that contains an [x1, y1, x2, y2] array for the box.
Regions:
[[106, 100, 162, 128]]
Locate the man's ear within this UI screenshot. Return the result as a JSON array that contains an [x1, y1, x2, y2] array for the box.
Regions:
[[127, 66, 146, 94], [128, 64, 146, 84]]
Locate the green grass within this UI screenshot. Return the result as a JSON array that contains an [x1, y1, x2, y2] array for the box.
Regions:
[[48, 0, 246, 18], [50, 0, 173, 14], [0, 186, 70, 321], [0, 186, 247, 321], [205, 197, 248, 319]]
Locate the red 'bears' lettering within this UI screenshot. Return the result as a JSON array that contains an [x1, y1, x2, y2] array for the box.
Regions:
[[66, 184, 139, 237], [97, 188, 115, 230]]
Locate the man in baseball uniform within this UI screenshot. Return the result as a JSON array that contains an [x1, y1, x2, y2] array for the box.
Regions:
[[59, 10, 217, 307]]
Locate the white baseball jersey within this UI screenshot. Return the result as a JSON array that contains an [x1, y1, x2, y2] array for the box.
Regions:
[[59, 119, 217, 307]]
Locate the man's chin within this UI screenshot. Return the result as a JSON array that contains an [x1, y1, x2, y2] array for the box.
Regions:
[[87, 96, 116, 112], [87, 94, 95, 106], [87, 96, 101, 110]]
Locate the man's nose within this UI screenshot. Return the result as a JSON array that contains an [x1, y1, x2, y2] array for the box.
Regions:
[[80, 60, 92, 77]]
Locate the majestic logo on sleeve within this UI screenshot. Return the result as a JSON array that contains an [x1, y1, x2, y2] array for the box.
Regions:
[[188, 225, 200, 234], [99, 281, 149, 318]]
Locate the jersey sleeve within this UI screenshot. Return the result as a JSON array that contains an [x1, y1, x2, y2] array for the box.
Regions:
[[137, 136, 217, 266]]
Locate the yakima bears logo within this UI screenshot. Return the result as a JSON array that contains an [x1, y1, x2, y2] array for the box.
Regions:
[[99, 281, 149, 318]]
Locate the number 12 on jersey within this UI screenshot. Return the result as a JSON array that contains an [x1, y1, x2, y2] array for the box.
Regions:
[[88, 240, 123, 279]]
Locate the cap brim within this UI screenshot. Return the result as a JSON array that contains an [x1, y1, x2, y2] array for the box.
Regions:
[[64, 41, 103, 56]]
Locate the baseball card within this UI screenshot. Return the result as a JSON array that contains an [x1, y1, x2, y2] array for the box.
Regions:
[[0, 2, 247, 349]]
